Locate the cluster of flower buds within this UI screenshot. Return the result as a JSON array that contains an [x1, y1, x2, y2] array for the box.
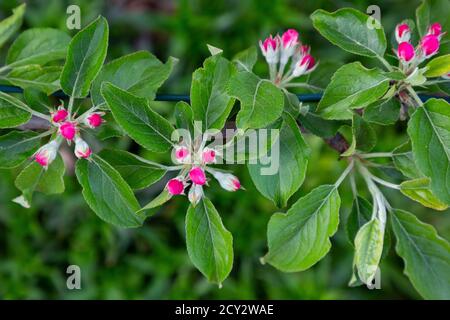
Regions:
[[259, 29, 317, 85], [166, 143, 241, 206], [33, 106, 105, 169], [395, 22, 444, 69]]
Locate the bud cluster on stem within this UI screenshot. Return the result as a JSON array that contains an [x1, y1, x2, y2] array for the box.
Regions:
[[166, 135, 241, 206], [33, 103, 105, 169], [394, 22, 444, 74], [259, 29, 317, 87]]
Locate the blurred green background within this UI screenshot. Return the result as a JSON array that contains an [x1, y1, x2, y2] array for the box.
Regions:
[[0, 0, 448, 299]]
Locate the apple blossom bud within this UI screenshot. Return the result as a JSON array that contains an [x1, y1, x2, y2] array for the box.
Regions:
[[212, 171, 241, 192], [397, 42, 415, 62], [166, 178, 185, 195], [280, 29, 299, 64], [292, 54, 316, 77], [427, 22, 442, 37], [443, 73, 450, 80], [281, 29, 299, 49], [420, 34, 440, 58], [174, 146, 190, 163], [85, 112, 104, 128], [395, 23, 411, 43], [259, 35, 279, 64], [34, 140, 59, 169], [74, 136, 92, 159], [188, 184, 203, 206], [59, 122, 77, 140], [51, 108, 68, 123], [202, 148, 216, 164], [189, 166, 206, 185]]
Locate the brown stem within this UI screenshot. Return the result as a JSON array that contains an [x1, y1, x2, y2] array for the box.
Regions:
[[17, 116, 51, 131]]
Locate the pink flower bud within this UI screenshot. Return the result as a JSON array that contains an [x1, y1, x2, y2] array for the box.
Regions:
[[74, 136, 92, 159], [427, 23, 442, 37], [202, 148, 216, 164], [292, 54, 316, 77], [188, 184, 203, 206], [167, 178, 185, 195], [397, 42, 415, 62], [420, 35, 440, 57], [443, 73, 450, 80], [85, 112, 104, 128], [174, 146, 190, 163], [300, 45, 310, 56], [59, 122, 77, 140], [34, 140, 59, 169], [51, 108, 68, 123], [281, 29, 299, 49], [259, 35, 279, 64], [212, 171, 241, 192], [189, 167, 206, 185], [395, 23, 411, 43]]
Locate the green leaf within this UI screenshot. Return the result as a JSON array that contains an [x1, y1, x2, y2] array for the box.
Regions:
[[317, 62, 390, 120], [363, 97, 401, 126], [186, 197, 233, 285], [60, 16, 108, 98], [424, 54, 450, 78], [91, 51, 177, 106], [298, 111, 346, 138], [101, 82, 176, 153], [392, 142, 423, 179], [400, 178, 448, 211], [346, 196, 372, 245], [233, 46, 257, 72], [311, 8, 386, 58], [23, 88, 52, 113], [228, 71, 284, 129], [75, 155, 143, 228], [13, 154, 65, 208], [391, 209, 450, 299], [416, 0, 450, 40], [263, 184, 340, 272], [139, 189, 172, 213], [0, 91, 32, 128], [407, 98, 450, 204], [6, 28, 70, 68], [0, 131, 40, 168], [248, 113, 310, 208], [99, 149, 166, 190], [174, 101, 194, 135], [191, 55, 236, 131], [0, 4, 25, 49], [352, 114, 377, 152], [6, 65, 62, 94], [14, 154, 65, 207], [354, 219, 384, 285]]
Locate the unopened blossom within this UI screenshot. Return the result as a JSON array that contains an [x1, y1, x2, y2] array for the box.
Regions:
[[188, 184, 203, 206], [395, 23, 411, 43], [174, 146, 190, 164], [280, 29, 299, 64], [74, 136, 92, 159], [212, 171, 241, 192], [189, 167, 207, 185], [259, 35, 279, 64], [397, 42, 415, 62], [34, 140, 59, 169], [51, 108, 68, 123], [202, 148, 216, 164], [427, 22, 443, 38], [59, 121, 77, 140], [420, 34, 440, 58], [292, 54, 316, 77], [167, 178, 185, 195], [84, 112, 104, 128]]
